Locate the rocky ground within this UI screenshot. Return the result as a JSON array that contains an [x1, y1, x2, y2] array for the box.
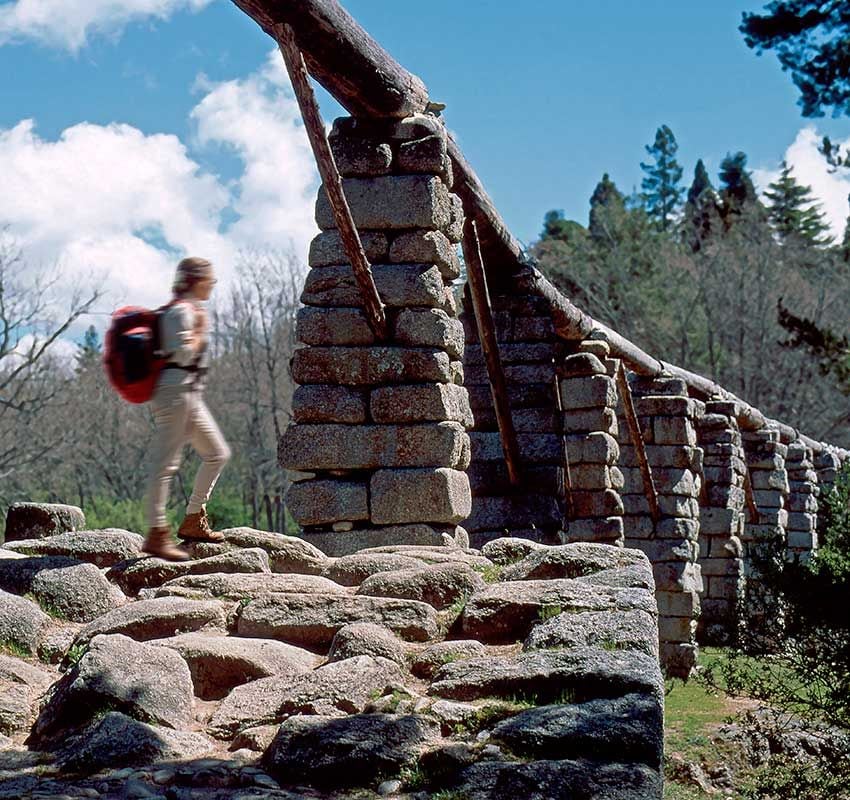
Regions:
[[0, 527, 663, 800]]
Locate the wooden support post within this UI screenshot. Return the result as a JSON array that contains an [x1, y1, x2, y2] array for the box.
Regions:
[[616, 362, 661, 525], [742, 463, 760, 524], [275, 22, 388, 341], [462, 219, 522, 488], [553, 374, 574, 520]]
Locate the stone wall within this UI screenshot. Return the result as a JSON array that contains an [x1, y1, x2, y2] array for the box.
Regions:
[[784, 441, 818, 564], [279, 113, 473, 556], [559, 340, 625, 547], [460, 292, 566, 548], [695, 401, 746, 646], [741, 427, 788, 640], [619, 375, 703, 677]]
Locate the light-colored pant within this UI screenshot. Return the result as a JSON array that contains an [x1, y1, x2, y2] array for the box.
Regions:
[[145, 384, 231, 529]]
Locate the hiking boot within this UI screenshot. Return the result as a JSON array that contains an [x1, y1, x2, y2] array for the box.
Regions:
[[142, 527, 190, 562], [178, 509, 225, 543]]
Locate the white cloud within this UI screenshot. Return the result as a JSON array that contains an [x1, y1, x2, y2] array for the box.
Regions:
[[754, 127, 850, 242], [0, 0, 211, 51], [0, 50, 318, 327]]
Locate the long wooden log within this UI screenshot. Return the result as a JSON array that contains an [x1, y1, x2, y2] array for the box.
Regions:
[[276, 23, 387, 340], [232, 0, 429, 117], [231, 0, 849, 462], [463, 220, 523, 487], [519, 267, 850, 459]]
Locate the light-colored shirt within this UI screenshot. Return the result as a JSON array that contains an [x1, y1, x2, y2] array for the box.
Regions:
[[156, 300, 209, 391]]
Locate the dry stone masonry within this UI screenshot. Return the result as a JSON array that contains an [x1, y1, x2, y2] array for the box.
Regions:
[[618, 376, 704, 678], [279, 113, 473, 556], [559, 340, 625, 547], [461, 292, 566, 548], [695, 401, 746, 646], [784, 441, 819, 564]]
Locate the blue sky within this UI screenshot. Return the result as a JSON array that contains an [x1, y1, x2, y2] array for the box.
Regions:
[[1, 0, 849, 324]]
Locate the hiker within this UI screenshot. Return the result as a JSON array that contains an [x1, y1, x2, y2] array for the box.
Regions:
[[141, 257, 231, 561]]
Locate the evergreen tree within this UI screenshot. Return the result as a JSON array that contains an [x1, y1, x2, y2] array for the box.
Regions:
[[740, 2, 850, 118], [640, 125, 684, 231], [683, 159, 721, 252], [718, 151, 761, 226], [541, 210, 587, 245], [76, 325, 102, 372], [589, 173, 627, 244], [764, 161, 832, 245]]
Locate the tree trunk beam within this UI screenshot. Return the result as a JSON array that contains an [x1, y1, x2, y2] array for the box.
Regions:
[[463, 220, 523, 487]]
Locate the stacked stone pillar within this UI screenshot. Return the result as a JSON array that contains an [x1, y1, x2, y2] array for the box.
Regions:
[[784, 442, 818, 563], [279, 114, 473, 555], [559, 340, 624, 547], [619, 375, 703, 677], [462, 294, 565, 547], [741, 428, 788, 643], [695, 401, 746, 645]]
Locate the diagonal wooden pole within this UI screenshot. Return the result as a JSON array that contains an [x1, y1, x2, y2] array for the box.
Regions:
[[462, 219, 522, 487], [275, 22, 387, 341], [616, 362, 661, 526], [742, 462, 760, 524]]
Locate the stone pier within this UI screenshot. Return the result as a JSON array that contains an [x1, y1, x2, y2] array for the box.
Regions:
[[279, 114, 473, 555]]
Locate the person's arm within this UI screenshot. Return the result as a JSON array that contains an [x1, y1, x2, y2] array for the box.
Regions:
[[163, 302, 206, 365]]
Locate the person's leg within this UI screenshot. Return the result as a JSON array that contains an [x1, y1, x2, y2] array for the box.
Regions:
[[143, 386, 191, 560], [178, 392, 231, 540]]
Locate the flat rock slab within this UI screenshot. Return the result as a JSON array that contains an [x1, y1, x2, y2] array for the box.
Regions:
[[108, 548, 271, 596], [154, 632, 319, 700], [262, 713, 439, 788], [500, 543, 650, 582], [491, 693, 663, 768], [0, 655, 54, 692], [30, 633, 194, 747], [525, 609, 659, 658], [360, 545, 493, 570], [455, 758, 662, 800], [321, 553, 426, 586], [461, 579, 656, 643], [357, 562, 484, 610], [0, 554, 81, 595], [155, 572, 347, 600], [208, 655, 405, 738], [428, 647, 663, 704], [0, 683, 36, 736], [29, 562, 126, 623], [327, 622, 408, 665], [71, 596, 228, 650], [410, 640, 487, 679], [481, 538, 546, 566], [56, 711, 212, 774], [237, 593, 438, 648], [219, 528, 329, 574], [4, 503, 85, 542], [0, 589, 50, 654], [3, 529, 143, 567]]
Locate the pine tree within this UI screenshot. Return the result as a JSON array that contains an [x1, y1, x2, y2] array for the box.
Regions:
[[764, 161, 832, 246], [541, 210, 587, 245], [589, 173, 627, 244], [843, 194, 850, 263], [640, 125, 684, 231], [683, 159, 721, 252], [76, 324, 102, 372], [718, 151, 761, 227]]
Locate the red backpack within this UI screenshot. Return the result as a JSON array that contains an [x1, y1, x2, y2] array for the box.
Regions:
[[103, 301, 180, 404]]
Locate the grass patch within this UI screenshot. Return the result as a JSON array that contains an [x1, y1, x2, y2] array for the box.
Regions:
[[399, 764, 427, 790], [431, 791, 470, 800], [537, 604, 563, 622], [64, 641, 89, 667], [0, 639, 31, 658], [24, 592, 66, 620], [473, 563, 503, 583]]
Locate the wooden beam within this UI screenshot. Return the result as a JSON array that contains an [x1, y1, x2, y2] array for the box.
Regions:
[[276, 23, 388, 341], [463, 219, 522, 487], [615, 362, 661, 526], [233, 0, 429, 117], [553, 374, 575, 520], [742, 463, 760, 524]]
